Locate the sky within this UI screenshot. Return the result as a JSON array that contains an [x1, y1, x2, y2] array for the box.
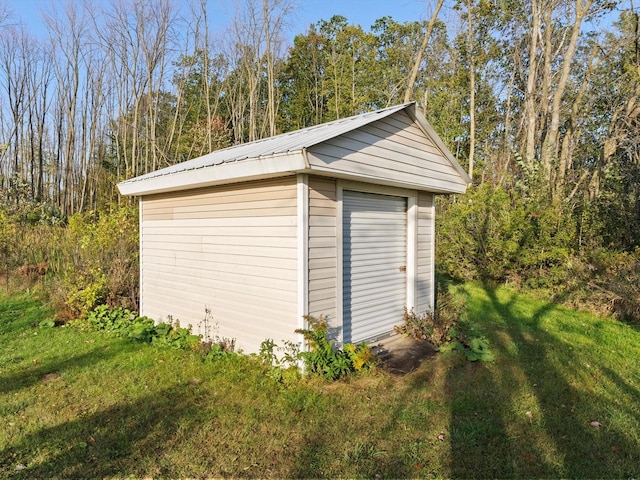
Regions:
[[4, 0, 433, 41]]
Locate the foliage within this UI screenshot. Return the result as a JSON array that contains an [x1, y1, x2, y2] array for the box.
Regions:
[[437, 184, 575, 284], [257, 339, 302, 384], [396, 281, 493, 362], [395, 285, 463, 347], [295, 315, 377, 380], [0, 205, 139, 319], [83, 304, 200, 351]]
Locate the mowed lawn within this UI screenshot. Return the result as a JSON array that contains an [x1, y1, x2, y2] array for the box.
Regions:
[[1, 283, 639, 478]]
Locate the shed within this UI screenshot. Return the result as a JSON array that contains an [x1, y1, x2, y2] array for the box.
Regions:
[[117, 102, 471, 353]]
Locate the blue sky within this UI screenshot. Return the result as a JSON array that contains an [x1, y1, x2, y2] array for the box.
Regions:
[[5, 0, 431, 40]]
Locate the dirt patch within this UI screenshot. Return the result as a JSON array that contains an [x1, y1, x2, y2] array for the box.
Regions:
[[372, 335, 437, 375], [41, 372, 61, 383]]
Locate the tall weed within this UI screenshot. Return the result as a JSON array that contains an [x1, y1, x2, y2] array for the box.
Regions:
[[0, 204, 138, 319]]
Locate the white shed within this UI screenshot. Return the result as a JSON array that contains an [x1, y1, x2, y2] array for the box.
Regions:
[[117, 102, 471, 353]]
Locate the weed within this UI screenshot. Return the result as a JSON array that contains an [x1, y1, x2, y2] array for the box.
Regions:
[[396, 285, 494, 362], [295, 315, 377, 380], [82, 305, 201, 351]]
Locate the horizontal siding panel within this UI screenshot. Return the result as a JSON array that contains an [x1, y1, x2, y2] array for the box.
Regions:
[[144, 205, 298, 220], [309, 226, 336, 238], [309, 308, 337, 320], [309, 206, 336, 217], [359, 123, 442, 157], [144, 216, 296, 228], [143, 240, 291, 262], [309, 299, 337, 314], [145, 177, 296, 204], [146, 275, 297, 305], [144, 225, 297, 238], [145, 255, 296, 281], [308, 236, 336, 249], [309, 267, 336, 281], [309, 277, 336, 291], [309, 246, 339, 260], [309, 197, 336, 209], [143, 297, 298, 347], [185, 252, 297, 269], [309, 287, 338, 303], [200, 244, 296, 259], [308, 161, 465, 193], [309, 257, 337, 269], [144, 192, 297, 213], [144, 263, 297, 292], [378, 113, 436, 145], [338, 128, 450, 169], [309, 215, 336, 227]]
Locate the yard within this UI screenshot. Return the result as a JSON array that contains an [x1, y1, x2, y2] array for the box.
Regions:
[[1, 283, 639, 478]]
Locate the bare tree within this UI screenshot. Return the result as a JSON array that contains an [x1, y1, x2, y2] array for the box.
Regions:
[[227, 0, 294, 141], [403, 0, 445, 103]]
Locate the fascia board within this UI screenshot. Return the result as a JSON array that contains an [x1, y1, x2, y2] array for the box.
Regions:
[[306, 167, 468, 194], [117, 151, 308, 196]]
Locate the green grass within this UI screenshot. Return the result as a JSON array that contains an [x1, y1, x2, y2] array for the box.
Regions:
[[1, 284, 639, 478]]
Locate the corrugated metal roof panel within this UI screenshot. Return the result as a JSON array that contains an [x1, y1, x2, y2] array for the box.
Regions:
[[120, 103, 412, 185]]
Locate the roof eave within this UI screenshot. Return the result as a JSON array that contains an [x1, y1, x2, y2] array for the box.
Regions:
[[307, 168, 468, 194], [117, 151, 308, 196]]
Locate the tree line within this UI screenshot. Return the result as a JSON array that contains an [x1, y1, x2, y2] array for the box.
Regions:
[[1, 0, 639, 310]]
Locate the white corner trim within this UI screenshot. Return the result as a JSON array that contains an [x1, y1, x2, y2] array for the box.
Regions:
[[138, 197, 144, 316], [336, 180, 344, 345], [430, 194, 436, 310], [407, 192, 418, 312], [297, 174, 309, 353]]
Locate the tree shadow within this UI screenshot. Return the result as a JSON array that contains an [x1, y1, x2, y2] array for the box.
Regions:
[[446, 283, 640, 478], [0, 346, 125, 395], [2, 384, 198, 478]]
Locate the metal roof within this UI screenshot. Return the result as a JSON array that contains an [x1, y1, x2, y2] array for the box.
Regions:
[[117, 102, 471, 196], [120, 103, 412, 185]]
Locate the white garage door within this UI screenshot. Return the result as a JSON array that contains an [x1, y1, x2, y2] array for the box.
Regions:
[[342, 190, 407, 343]]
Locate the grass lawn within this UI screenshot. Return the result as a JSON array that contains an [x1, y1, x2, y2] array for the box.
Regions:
[[1, 283, 639, 478]]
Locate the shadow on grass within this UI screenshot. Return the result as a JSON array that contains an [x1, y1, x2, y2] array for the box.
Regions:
[[446, 283, 640, 478], [0, 295, 50, 337], [2, 384, 197, 478], [0, 346, 127, 395]]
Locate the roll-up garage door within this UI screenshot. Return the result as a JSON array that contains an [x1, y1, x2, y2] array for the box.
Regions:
[[342, 190, 407, 343]]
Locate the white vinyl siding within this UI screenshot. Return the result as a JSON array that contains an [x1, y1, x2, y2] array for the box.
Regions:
[[306, 111, 468, 193], [416, 191, 435, 314], [308, 177, 338, 323], [342, 190, 407, 343], [140, 177, 298, 353]]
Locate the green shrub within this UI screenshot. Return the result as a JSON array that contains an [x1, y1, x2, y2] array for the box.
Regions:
[[437, 184, 575, 286], [53, 207, 139, 319], [83, 305, 201, 350], [396, 282, 494, 362], [395, 286, 463, 348], [295, 315, 377, 380]]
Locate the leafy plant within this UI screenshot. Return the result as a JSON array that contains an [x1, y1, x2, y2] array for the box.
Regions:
[[83, 304, 200, 350], [295, 315, 377, 380], [396, 283, 494, 362]]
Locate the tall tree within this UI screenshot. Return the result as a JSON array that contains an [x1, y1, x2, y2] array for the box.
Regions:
[[403, 0, 445, 102]]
